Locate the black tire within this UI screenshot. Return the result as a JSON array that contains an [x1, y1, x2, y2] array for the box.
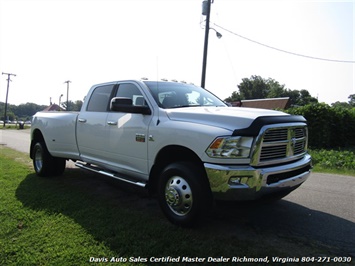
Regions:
[[32, 142, 65, 177], [53, 157, 66, 176], [157, 162, 212, 227]]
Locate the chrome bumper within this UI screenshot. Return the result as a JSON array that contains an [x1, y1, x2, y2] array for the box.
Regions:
[[204, 154, 312, 201]]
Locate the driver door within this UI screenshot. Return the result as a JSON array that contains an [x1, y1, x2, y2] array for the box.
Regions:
[[106, 82, 152, 179]]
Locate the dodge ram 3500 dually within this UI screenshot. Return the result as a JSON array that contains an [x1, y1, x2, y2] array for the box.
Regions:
[[30, 80, 312, 226]]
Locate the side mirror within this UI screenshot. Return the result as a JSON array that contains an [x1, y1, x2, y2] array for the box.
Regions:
[[110, 97, 151, 115]]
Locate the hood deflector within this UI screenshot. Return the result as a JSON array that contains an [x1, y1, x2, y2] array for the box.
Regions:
[[232, 115, 307, 136]]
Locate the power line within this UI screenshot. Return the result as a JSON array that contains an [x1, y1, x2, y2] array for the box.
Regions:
[[214, 23, 355, 64]]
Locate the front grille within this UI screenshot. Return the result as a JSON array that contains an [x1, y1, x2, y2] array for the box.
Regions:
[[263, 128, 288, 142], [260, 145, 287, 160], [257, 125, 308, 165]]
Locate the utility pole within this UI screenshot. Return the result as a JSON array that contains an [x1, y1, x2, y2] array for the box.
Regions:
[[64, 80, 71, 111], [2, 72, 17, 127], [59, 94, 63, 109], [201, 0, 212, 88]]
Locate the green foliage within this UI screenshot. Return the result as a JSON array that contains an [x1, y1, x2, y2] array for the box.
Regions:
[[225, 75, 318, 106], [238, 75, 270, 99], [309, 148, 355, 173], [60, 100, 83, 111], [332, 94, 355, 108], [348, 94, 355, 107], [0, 100, 83, 121], [0, 151, 115, 265], [0, 102, 47, 121], [287, 103, 355, 148], [224, 91, 241, 102]]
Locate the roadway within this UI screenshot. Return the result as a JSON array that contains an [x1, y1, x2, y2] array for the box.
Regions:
[[1, 128, 354, 257]]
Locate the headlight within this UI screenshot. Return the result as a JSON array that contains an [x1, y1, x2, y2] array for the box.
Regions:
[[205, 136, 253, 158]]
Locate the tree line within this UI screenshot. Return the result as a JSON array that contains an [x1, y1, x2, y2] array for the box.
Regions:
[[225, 75, 318, 106], [224, 75, 354, 108], [0, 100, 83, 122]]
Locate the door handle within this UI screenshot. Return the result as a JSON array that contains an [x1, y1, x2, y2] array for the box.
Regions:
[[78, 118, 87, 123], [107, 121, 118, 126]]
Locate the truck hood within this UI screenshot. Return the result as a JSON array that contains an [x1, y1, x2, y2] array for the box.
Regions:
[[165, 107, 289, 131]]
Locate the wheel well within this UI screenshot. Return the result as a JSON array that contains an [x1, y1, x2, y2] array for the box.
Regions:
[[148, 145, 208, 196], [30, 129, 45, 159]]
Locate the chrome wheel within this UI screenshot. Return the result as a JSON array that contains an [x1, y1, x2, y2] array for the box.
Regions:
[[34, 145, 44, 173], [158, 162, 212, 226], [165, 176, 193, 216]]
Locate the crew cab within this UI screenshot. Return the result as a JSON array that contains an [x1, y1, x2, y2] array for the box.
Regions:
[[30, 80, 312, 226]]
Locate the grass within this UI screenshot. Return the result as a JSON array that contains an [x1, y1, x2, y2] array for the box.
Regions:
[[0, 146, 287, 266], [0, 146, 352, 265], [309, 148, 355, 176], [0, 148, 114, 265]]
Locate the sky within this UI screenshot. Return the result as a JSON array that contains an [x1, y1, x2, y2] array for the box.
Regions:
[[0, 0, 354, 106]]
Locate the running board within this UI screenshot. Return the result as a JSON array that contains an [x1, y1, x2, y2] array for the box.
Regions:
[[75, 162, 146, 188]]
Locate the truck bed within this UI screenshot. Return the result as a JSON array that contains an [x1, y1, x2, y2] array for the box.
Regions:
[[32, 111, 81, 160]]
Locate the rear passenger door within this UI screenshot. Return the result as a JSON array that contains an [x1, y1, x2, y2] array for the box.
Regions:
[[77, 83, 115, 165]]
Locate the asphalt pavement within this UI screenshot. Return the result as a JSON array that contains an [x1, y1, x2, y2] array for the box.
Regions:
[[0, 128, 76, 167], [1, 128, 354, 256]]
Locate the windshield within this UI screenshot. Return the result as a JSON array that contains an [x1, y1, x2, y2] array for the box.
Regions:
[[143, 81, 227, 109]]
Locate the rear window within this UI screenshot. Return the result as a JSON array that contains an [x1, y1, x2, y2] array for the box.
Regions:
[[86, 84, 114, 112]]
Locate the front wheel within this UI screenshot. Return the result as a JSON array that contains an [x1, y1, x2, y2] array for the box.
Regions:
[[32, 142, 65, 177], [157, 162, 212, 227]]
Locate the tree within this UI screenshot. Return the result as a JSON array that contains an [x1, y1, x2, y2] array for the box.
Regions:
[[332, 94, 355, 109], [266, 78, 286, 98], [295, 89, 318, 106], [224, 91, 241, 102], [0, 100, 80, 121], [61, 100, 83, 111], [283, 89, 300, 106], [73, 100, 83, 111], [238, 75, 269, 99], [348, 94, 355, 107], [15, 102, 47, 118], [225, 75, 318, 107], [332, 101, 351, 108]]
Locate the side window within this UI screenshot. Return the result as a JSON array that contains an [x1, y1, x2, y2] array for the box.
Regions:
[[87, 84, 114, 112], [116, 83, 147, 106]]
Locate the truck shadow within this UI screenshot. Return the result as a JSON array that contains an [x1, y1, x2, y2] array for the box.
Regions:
[[16, 168, 354, 257]]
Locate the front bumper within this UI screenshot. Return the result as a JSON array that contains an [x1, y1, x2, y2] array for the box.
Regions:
[[204, 154, 312, 201]]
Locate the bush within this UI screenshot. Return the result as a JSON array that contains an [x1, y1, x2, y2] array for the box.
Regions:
[[310, 148, 355, 171], [287, 103, 355, 149]]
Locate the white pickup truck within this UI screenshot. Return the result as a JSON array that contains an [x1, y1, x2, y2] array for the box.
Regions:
[[30, 80, 312, 226]]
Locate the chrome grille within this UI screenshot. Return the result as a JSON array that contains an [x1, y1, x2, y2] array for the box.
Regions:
[[260, 145, 287, 159], [294, 128, 305, 138], [257, 126, 307, 165], [294, 141, 305, 154], [263, 128, 288, 142]]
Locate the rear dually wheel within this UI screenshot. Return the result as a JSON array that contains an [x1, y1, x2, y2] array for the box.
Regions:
[[32, 141, 65, 177]]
